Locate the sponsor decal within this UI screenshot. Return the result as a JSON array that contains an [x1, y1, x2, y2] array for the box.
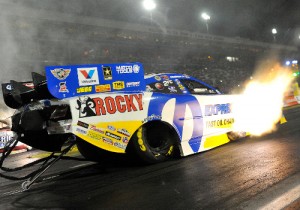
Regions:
[[6, 84, 12, 90], [146, 85, 153, 91], [116, 65, 140, 74], [87, 130, 102, 140], [77, 121, 89, 129], [59, 82, 69, 93], [170, 75, 182, 79], [122, 136, 129, 143], [51, 68, 71, 80], [76, 127, 87, 134], [105, 131, 121, 141], [133, 64, 140, 73], [126, 81, 140, 88], [114, 142, 126, 149], [168, 86, 177, 93], [174, 79, 187, 91], [24, 83, 34, 89], [102, 66, 112, 80], [0, 134, 13, 142], [155, 83, 164, 90], [77, 86, 92, 93], [0, 131, 14, 149], [27, 103, 44, 111], [206, 118, 235, 128], [112, 81, 125, 90], [136, 128, 146, 151], [117, 128, 131, 137], [160, 75, 169, 80], [76, 97, 96, 118], [205, 103, 231, 116], [107, 125, 116, 131], [78, 67, 99, 86], [154, 76, 161, 81], [163, 80, 173, 86], [89, 125, 104, 134], [95, 84, 111, 92], [76, 94, 143, 118], [178, 84, 185, 90], [103, 137, 113, 145], [142, 114, 162, 123]]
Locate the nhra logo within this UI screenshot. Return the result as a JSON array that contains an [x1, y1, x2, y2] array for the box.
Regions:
[[76, 94, 143, 118], [77, 67, 99, 86], [51, 68, 71, 80]]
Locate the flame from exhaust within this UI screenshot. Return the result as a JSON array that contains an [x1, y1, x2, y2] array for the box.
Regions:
[[232, 63, 293, 136]]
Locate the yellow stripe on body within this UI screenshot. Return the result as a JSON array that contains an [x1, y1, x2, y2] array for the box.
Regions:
[[203, 133, 230, 150], [76, 120, 142, 153]]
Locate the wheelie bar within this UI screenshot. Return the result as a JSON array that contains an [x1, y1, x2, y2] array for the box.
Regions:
[[21, 136, 76, 191]]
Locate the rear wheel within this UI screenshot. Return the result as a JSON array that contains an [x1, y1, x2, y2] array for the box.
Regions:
[[128, 122, 177, 164]]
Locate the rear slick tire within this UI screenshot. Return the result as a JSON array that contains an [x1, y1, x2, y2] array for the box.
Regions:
[[129, 124, 175, 164]]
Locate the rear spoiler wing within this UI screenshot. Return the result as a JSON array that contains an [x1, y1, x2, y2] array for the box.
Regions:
[[45, 62, 145, 99], [2, 72, 53, 109], [2, 62, 146, 108]]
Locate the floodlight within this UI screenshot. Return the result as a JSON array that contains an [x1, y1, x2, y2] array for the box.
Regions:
[[201, 13, 210, 20], [143, 0, 156, 11]]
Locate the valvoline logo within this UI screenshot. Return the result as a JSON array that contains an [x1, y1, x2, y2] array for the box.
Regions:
[[77, 67, 99, 86], [80, 69, 95, 79]]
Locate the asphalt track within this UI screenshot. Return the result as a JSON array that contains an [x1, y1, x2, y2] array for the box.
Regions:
[[0, 106, 300, 210]]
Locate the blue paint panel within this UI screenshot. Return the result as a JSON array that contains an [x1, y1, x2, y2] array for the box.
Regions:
[[148, 93, 203, 153], [45, 62, 145, 99]]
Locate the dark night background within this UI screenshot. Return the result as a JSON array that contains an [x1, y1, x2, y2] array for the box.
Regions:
[[18, 0, 300, 45], [0, 0, 300, 116]]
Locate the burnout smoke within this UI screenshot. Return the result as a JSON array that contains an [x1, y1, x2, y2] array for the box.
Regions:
[[232, 63, 293, 136]]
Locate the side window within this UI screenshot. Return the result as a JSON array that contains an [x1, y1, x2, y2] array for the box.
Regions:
[[146, 80, 183, 94], [180, 79, 217, 95]]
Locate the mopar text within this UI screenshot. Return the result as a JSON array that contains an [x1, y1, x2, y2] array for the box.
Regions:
[[205, 103, 231, 116]]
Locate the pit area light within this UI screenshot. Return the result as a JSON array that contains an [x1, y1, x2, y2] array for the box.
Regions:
[[285, 61, 291, 66]]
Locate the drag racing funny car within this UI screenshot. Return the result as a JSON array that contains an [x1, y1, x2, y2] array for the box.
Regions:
[[1, 62, 248, 166]]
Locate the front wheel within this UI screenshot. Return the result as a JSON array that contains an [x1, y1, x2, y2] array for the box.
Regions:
[[128, 123, 177, 164]]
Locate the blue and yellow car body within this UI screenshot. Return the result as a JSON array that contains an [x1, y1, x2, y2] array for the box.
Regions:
[[3, 62, 247, 163]]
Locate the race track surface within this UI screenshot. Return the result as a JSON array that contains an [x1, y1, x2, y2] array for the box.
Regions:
[[0, 106, 300, 209]]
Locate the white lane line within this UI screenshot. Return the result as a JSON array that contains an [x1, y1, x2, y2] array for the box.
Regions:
[[259, 184, 300, 210], [240, 173, 300, 210], [69, 162, 95, 169]]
